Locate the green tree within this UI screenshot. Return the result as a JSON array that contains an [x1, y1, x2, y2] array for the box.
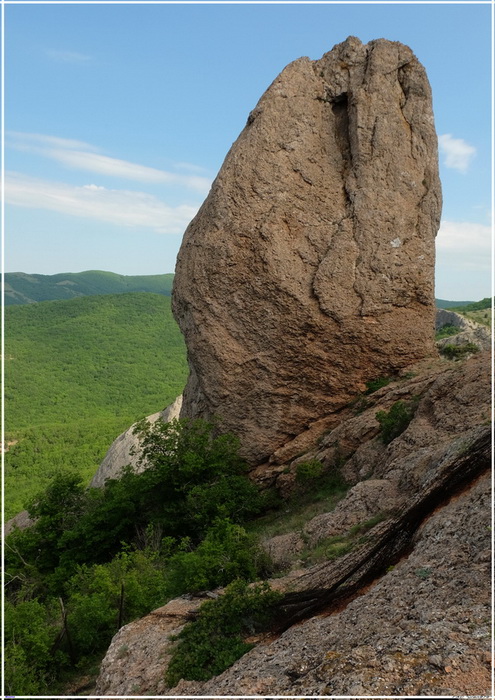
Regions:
[[376, 400, 417, 444], [165, 580, 282, 686], [165, 518, 267, 595]]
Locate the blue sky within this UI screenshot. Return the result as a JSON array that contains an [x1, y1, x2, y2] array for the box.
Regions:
[[4, 2, 492, 301]]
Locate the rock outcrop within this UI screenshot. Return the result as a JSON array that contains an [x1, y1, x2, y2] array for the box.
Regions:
[[94, 351, 490, 696], [172, 472, 491, 697], [95, 595, 205, 696], [173, 36, 442, 464], [435, 308, 491, 352], [90, 395, 182, 487]]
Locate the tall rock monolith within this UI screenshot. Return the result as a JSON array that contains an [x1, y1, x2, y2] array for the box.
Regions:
[[172, 36, 442, 464]]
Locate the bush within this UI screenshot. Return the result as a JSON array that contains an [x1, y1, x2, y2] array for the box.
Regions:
[[165, 580, 282, 687], [4, 420, 271, 689], [376, 400, 417, 444], [440, 343, 479, 360], [295, 459, 324, 483], [131, 418, 264, 539], [365, 376, 392, 394], [22, 548, 168, 663], [166, 518, 267, 595], [4, 641, 48, 695], [5, 419, 264, 595], [435, 324, 459, 340], [4, 599, 59, 693]]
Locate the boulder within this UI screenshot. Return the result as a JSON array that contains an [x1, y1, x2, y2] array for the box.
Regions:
[[173, 36, 441, 464], [261, 532, 305, 570], [90, 395, 182, 487]]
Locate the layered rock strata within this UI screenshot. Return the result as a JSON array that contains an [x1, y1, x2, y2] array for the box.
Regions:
[[173, 36, 442, 463]]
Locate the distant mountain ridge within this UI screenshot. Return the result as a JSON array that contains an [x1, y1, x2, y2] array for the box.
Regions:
[[4, 270, 174, 305], [435, 298, 476, 309]]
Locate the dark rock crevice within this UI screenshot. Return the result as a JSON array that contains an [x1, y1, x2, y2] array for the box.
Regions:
[[273, 427, 490, 632]]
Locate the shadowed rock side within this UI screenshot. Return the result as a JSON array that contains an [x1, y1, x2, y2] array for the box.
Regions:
[[172, 36, 442, 464]]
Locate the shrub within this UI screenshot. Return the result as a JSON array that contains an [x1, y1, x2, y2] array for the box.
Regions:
[[4, 641, 48, 695], [435, 324, 459, 340], [4, 420, 271, 688], [295, 459, 324, 483], [5, 419, 264, 596], [365, 376, 392, 394], [65, 548, 170, 656], [131, 418, 264, 539], [376, 400, 417, 444], [165, 518, 267, 595], [165, 580, 282, 687], [440, 343, 479, 360], [4, 599, 59, 693]]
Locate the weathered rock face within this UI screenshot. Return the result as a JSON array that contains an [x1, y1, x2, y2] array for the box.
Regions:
[[173, 36, 442, 464], [95, 594, 205, 696], [90, 395, 182, 488]]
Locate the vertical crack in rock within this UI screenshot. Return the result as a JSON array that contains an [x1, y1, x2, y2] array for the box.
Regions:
[[172, 36, 442, 464]]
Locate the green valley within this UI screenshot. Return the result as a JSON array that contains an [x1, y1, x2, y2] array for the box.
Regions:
[[4, 292, 188, 519]]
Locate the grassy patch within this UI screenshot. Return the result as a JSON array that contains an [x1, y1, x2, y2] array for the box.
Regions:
[[300, 512, 389, 566], [460, 309, 491, 327], [247, 470, 349, 541], [451, 298, 492, 328]]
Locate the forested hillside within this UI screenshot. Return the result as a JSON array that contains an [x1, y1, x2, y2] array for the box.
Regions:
[[450, 297, 492, 326], [4, 293, 187, 518], [4, 270, 174, 305], [435, 298, 474, 309]]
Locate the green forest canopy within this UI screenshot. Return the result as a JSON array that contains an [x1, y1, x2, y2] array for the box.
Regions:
[[5, 292, 188, 518]]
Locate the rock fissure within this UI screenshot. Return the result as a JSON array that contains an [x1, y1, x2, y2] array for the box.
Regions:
[[271, 426, 489, 632]]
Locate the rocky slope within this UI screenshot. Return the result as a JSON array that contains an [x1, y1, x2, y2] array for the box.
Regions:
[[172, 36, 442, 464], [172, 472, 490, 697], [436, 308, 491, 352], [94, 350, 491, 696]]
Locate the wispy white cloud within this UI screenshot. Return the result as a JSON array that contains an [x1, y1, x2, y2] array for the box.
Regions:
[[48, 149, 212, 192], [6, 132, 212, 194], [7, 132, 97, 152], [46, 49, 92, 63], [436, 220, 492, 266], [5, 172, 198, 234], [438, 134, 476, 173]]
